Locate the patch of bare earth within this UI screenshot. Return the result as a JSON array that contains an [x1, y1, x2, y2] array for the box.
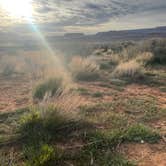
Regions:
[[121, 84, 166, 135], [123, 84, 166, 109], [120, 141, 166, 166], [0, 75, 32, 112], [78, 81, 115, 104]]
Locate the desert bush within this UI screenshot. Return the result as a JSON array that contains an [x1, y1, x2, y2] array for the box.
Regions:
[[113, 60, 144, 78], [19, 105, 89, 165], [111, 39, 166, 65], [136, 52, 153, 65], [19, 106, 69, 141], [19, 108, 50, 144], [109, 54, 121, 65], [33, 77, 63, 100], [69, 56, 100, 81], [129, 39, 166, 65], [100, 54, 122, 70], [24, 144, 60, 166], [124, 124, 160, 143], [150, 47, 166, 65], [144, 39, 166, 65]]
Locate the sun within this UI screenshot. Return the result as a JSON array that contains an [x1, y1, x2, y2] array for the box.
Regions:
[[0, 0, 33, 20]]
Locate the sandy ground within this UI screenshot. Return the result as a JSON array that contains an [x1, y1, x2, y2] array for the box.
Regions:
[[0, 75, 32, 112], [0, 75, 165, 165], [78, 81, 166, 166]]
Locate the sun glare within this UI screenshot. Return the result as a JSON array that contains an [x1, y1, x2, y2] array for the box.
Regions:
[[0, 0, 33, 20]]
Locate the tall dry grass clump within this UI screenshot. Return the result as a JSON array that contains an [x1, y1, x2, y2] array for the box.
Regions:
[[108, 54, 122, 65], [33, 77, 64, 101], [33, 72, 74, 102], [136, 52, 153, 65], [113, 60, 144, 78], [32, 65, 73, 102], [69, 56, 100, 81]]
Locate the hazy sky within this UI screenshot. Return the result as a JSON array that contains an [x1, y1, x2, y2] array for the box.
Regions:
[[0, 0, 166, 35]]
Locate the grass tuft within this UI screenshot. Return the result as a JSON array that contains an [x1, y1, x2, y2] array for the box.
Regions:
[[33, 77, 63, 100], [69, 56, 100, 81], [113, 60, 144, 79], [124, 124, 160, 143], [24, 144, 63, 166]]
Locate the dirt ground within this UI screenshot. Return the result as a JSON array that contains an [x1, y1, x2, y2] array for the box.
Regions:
[[0, 75, 32, 112], [77, 80, 166, 166], [0, 74, 165, 166]]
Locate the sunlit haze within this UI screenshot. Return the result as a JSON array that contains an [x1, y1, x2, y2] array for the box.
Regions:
[[0, 0, 33, 20]]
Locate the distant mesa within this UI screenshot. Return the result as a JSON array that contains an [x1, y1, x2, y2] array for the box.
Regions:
[[61, 26, 166, 41], [64, 33, 85, 39]]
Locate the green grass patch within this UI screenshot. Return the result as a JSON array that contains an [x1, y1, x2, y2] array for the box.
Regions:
[[76, 87, 90, 95], [76, 72, 100, 82], [91, 92, 103, 98], [124, 124, 160, 143], [79, 102, 115, 115], [0, 104, 161, 165], [73, 130, 135, 166], [120, 97, 161, 122], [24, 144, 63, 166], [74, 150, 135, 166]]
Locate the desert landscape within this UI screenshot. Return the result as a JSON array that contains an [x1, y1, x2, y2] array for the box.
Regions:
[[0, 0, 166, 166], [0, 39, 166, 166]]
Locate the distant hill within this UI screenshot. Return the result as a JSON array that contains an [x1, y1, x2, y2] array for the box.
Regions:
[[52, 26, 166, 42], [64, 33, 85, 39], [1, 26, 166, 55]]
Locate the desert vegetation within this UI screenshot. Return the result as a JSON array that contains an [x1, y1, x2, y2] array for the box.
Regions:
[[69, 56, 100, 81], [0, 38, 165, 165], [33, 77, 64, 100]]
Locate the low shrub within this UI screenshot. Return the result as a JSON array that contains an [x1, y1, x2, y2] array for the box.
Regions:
[[148, 39, 166, 65], [83, 130, 126, 153], [19, 108, 51, 144], [19, 106, 70, 143], [24, 144, 57, 166], [33, 77, 63, 100], [136, 52, 153, 66], [19, 106, 77, 165], [124, 124, 160, 143], [69, 56, 100, 81], [109, 54, 121, 65], [113, 60, 144, 78]]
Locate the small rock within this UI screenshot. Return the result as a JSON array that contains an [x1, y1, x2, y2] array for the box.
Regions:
[[141, 140, 144, 144]]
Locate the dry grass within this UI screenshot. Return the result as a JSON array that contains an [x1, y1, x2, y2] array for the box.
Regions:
[[113, 60, 144, 78], [0, 51, 71, 81], [33, 71, 74, 103], [108, 54, 122, 65], [69, 56, 100, 81], [136, 52, 153, 65], [39, 91, 83, 117]]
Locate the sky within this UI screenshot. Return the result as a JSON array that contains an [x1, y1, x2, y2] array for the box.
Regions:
[[0, 0, 166, 55], [0, 0, 166, 36]]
